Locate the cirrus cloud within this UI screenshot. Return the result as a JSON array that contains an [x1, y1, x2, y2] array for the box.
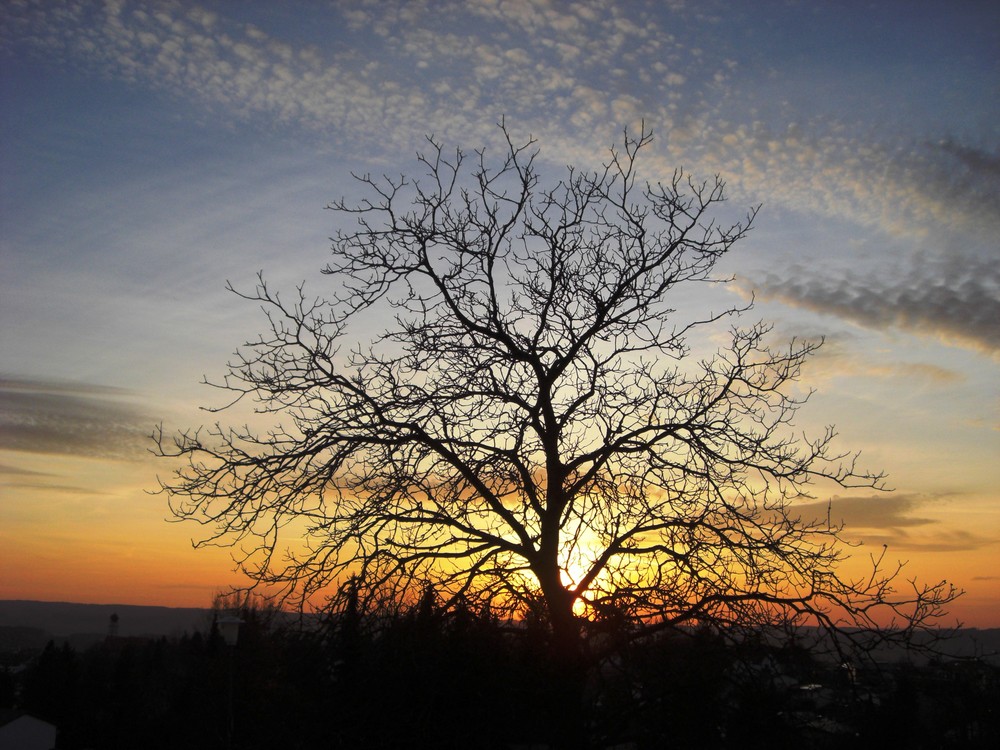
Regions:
[[0, 376, 153, 460]]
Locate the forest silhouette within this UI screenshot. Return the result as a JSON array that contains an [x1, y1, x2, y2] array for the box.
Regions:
[[4, 595, 998, 749]]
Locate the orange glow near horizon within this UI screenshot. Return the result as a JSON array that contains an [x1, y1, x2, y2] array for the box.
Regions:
[[2, 478, 996, 628], [3, 526, 997, 628], [1, 446, 997, 627]]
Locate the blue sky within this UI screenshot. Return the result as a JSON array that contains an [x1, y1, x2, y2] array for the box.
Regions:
[[1, 0, 998, 620]]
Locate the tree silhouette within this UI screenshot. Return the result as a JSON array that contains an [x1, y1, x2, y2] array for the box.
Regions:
[[156, 123, 957, 742]]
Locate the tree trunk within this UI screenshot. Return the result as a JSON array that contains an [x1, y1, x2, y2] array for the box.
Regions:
[[539, 572, 589, 750]]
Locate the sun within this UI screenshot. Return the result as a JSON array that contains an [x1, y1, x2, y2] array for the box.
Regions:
[[559, 543, 603, 617]]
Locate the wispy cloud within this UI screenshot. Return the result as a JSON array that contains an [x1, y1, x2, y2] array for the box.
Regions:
[[803, 336, 966, 385], [796, 494, 997, 553], [742, 252, 1000, 356], [0, 376, 152, 459], [0, 462, 51, 477], [2, 482, 102, 495], [855, 529, 996, 554], [797, 494, 937, 531]]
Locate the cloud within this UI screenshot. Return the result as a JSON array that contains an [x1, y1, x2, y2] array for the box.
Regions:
[[934, 139, 1000, 186], [2, 482, 101, 495], [3, 1, 994, 378], [3, 0, 996, 298], [0, 376, 152, 459], [0, 462, 51, 477], [4, 1, 370, 137], [796, 494, 937, 532], [795, 494, 998, 553], [798, 338, 965, 385], [853, 529, 996, 554], [0, 0, 704, 154], [853, 362, 963, 385], [686, 119, 1000, 242], [741, 252, 1000, 356]]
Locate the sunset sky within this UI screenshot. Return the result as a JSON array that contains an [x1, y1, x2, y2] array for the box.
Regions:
[[1, 0, 998, 625]]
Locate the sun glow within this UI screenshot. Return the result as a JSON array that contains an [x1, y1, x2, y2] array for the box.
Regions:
[[559, 534, 624, 618]]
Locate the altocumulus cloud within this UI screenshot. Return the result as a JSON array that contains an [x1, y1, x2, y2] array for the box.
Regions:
[[3, 0, 995, 245], [0, 377, 152, 460], [0, 0, 701, 154], [745, 252, 1000, 356], [4, 0, 997, 360]]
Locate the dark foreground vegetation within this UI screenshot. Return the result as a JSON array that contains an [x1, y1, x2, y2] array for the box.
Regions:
[[2, 599, 997, 750]]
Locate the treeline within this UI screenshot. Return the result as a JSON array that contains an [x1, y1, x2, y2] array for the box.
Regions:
[[5, 595, 998, 749]]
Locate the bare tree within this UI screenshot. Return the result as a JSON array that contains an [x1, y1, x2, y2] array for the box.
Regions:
[[156, 124, 957, 678]]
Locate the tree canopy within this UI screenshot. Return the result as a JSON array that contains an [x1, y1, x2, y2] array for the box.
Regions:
[[156, 124, 957, 662]]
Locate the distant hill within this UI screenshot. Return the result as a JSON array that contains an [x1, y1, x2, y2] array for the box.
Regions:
[[0, 600, 213, 645], [877, 626, 1000, 666], [2, 599, 998, 664]]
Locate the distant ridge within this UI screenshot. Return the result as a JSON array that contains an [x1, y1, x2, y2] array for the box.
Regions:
[[2, 600, 999, 664], [0, 600, 213, 640]]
